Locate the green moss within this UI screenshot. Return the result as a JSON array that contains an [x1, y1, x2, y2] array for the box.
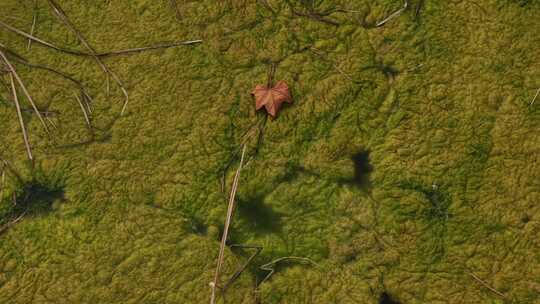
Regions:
[[0, 0, 540, 303]]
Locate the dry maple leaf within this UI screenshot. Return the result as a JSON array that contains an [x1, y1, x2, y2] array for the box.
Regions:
[[252, 80, 293, 117]]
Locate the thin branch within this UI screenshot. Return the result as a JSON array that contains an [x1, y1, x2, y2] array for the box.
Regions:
[[96, 40, 202, 58], [530, 88, 540, 105], [376, 1, 408, 27], [0, 49, 50, 135], [469, 272, 507, 299], [210, 144, 247, 304], [8, 73, 33, 161]]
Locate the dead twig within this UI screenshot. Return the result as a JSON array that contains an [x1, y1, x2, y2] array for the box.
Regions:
[[376, 1, 408, 27], [468, 272, 507, 299], [2, 45, 94, 110], [0, 49, 50, 135], [0, 19, 202, 57], [46, 0, 130, 115], [8, 73, 33, 161], [96, 40, 202, 58], [530, 88, 540, 105], [221, 244, 263, 292], [27, 1, 38, 51], [210, 144, 247, 304]]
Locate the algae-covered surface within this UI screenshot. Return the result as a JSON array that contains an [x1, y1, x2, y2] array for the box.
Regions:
[[1, 0, 540, 303]]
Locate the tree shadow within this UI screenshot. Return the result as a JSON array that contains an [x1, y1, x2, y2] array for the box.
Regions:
[[337, 150, 374, 191], [379, 292, 401, 304]]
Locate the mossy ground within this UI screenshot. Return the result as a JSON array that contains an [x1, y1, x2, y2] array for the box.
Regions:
[[1, 0, 540, 303]]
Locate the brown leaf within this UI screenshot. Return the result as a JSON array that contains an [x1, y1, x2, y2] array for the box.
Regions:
[[251, 80, 293, 117]]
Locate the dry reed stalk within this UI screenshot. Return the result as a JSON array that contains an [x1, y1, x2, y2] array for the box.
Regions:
[[210, 144, 247, 304]]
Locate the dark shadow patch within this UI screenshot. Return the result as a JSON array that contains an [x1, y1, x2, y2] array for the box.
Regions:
[[12, 168, 65, 217], [236, 193, 283, 235], [1, 168, 66, 228], [338, 150, 374, 190], [13, 180, 65, 216], [379, 292, 401, 304], [352, 150, 373, 187]]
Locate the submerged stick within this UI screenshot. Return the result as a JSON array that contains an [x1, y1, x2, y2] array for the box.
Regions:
[[210, 144, 247, 304], [0, 49, 50, 135], [9, 73, 33, 161]]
